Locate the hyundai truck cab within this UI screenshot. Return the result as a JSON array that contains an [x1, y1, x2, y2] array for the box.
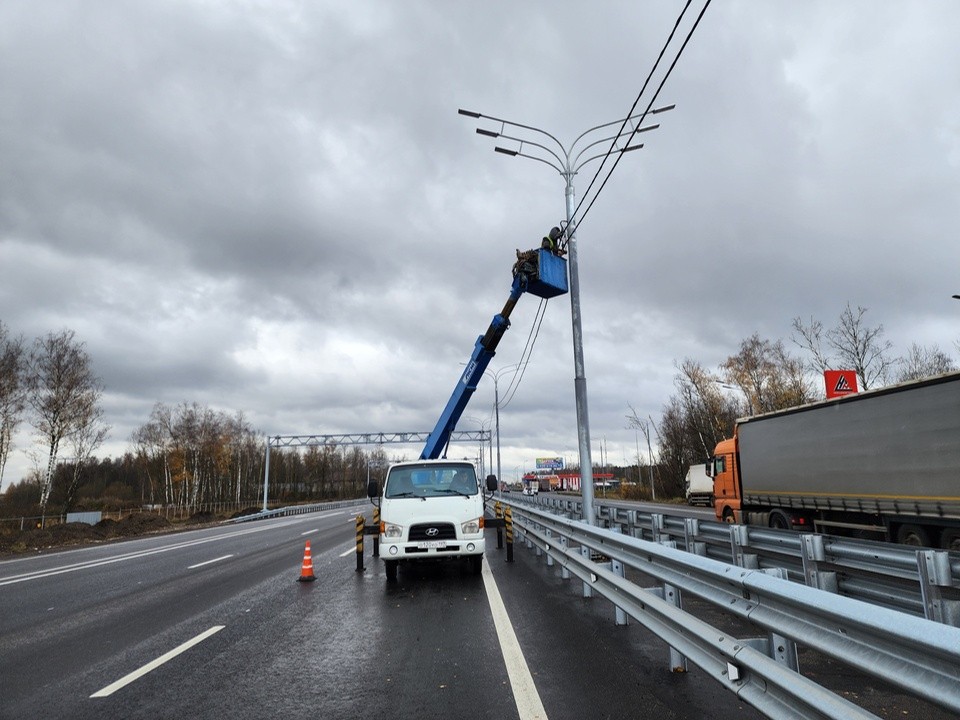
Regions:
[[368, 459, 495, 582]]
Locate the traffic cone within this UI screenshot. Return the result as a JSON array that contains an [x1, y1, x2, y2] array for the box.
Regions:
[[297, 540, 316, 582]]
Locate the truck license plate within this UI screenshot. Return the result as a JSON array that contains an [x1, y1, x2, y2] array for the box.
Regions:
[[417, 540, 447, 549]]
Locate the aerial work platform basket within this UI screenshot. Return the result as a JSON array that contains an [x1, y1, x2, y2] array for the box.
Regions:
[[514, 247, 568, 299]]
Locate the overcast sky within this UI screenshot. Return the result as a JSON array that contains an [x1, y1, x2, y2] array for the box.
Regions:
[[2, 1, 959, 487]]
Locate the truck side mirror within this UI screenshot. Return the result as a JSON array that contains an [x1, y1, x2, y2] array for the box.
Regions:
[[485, 474, 498, 492], [705, 459, 715, 478], [367, 480, 380, 499]]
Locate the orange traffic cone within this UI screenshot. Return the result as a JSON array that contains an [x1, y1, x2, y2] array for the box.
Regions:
[[297, 540, 316, 582]]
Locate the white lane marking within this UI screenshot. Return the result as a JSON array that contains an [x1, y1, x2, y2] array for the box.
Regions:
[[0, 512, 344, 587], [300, 529, 318, 536], [482, 560, 548, 720], [187, 555, 233, 570], [90, 625, 225, 698], [339, 546, 356, 558]]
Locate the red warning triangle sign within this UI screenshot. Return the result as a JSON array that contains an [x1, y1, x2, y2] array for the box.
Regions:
[[824, 370, 858, 398]]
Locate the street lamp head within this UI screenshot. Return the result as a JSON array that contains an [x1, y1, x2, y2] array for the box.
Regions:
[[494, 146, 518, 156], [458, 109, 481, 118], [651, 103, 676, 114], [634, 123, 661, 134], [953, 294, 960, 300], [476, 128, 499, 138]]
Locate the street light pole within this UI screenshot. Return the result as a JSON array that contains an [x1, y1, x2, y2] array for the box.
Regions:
[[461, 106, 674, 524], [485, 363, 521, 498]]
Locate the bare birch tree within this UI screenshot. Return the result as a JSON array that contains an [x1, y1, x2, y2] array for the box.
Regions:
[[62, 402, 110, 513], [792, 303, 896, 390], [896, 343, 955, 382], [720, 333, 815, 412], [27, 330, 104, 512], [0, 322, 27, 492]]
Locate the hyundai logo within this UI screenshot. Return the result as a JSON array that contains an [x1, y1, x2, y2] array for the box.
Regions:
[[425, 527, 439, 537]]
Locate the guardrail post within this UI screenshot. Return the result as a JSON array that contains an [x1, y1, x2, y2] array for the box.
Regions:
[[650, 513, 664, 543], [760, 568, 800, 671], [683, 517, 706, 556], [729, 524, 759, 569], [559, 533, 571, 579], [505, 506, 514, 563], [581, 545, 593, 598], [545, 528, 554, 567], [660, 582, 687, 672], [800, 534, 838, 593], [372, 507, 380, 558], [598, 505, 610, 529], [355, 514, 365, 572], [613, 527, 627, 626], [917, 550, 960, 626]]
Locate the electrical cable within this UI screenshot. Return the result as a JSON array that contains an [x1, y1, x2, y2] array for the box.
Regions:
[[492, 1, 711, 412], [575, 0, 712, 231], [572, 0, 694, 227], [500, 297, 548, 410]]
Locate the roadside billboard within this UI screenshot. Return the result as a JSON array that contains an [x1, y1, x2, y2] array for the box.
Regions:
[[536, 457, 564, 470]]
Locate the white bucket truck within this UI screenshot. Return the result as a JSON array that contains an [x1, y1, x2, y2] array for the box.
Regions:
[[368, 459, 496, 582]]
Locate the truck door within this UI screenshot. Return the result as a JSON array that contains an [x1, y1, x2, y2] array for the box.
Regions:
[[709, 439, 740, 522]]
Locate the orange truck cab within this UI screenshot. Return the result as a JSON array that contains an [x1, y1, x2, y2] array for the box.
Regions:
[[708, 436, 740, 523]]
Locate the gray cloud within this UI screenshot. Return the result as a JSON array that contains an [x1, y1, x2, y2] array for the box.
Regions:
[[2, 1, 958, 484]]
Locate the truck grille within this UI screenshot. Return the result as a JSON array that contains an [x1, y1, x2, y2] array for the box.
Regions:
[[409, 523, 456, 541]]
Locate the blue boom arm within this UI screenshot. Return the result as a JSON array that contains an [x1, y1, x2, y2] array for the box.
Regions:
[[420, 248, 568, 461]]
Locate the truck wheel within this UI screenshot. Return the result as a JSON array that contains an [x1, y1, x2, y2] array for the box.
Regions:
[[895, 524, 929, 547], [385, 559, 398, 582], [768, 511, 791, 531], [470, 555, 483, 575], [940, 528, 960, 552], [722, 507, 736, 524]]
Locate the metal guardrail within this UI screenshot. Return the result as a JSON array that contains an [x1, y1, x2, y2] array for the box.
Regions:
[[494, 499, 960, 720], [225, 498, 367, 523], [527, 495, 960, 626]]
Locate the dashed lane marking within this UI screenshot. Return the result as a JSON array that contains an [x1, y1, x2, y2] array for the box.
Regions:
[[90, 625, 225, 698]]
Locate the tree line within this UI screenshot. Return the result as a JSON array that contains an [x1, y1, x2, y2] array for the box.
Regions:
[[0, 322, 394, 518], [3, 304, 956, 516], [633, 303, 957, 499]]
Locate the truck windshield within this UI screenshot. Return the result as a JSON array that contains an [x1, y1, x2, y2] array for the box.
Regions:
[[385, 464, 478, 498]]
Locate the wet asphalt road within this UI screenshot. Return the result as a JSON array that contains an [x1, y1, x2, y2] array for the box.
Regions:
[[0, 507, 950, 720]]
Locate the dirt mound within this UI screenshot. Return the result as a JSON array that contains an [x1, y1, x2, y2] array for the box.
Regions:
[[185, 511, 217, 525], [108, 513, 172, 536], [1, 522, 102, 552], [0, 509, 235, 556]]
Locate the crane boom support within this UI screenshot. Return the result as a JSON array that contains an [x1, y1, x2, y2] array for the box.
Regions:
[[420, 248, 568, 460]]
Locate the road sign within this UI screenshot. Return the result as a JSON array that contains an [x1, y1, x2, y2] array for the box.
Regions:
[[824, 370, 859, 398]]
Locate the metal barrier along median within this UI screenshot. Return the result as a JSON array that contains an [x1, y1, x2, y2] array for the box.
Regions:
[[531, 495, 960, 627], [225, 498, 368, 524], [497, 500, 960, 720]]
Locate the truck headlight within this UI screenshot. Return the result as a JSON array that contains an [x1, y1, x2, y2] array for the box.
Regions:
[[461, 517, 483, 535], [382, 522, 403, 539]]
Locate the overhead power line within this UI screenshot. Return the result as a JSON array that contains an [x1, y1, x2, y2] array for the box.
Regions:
[[574, 0, 712, 231]]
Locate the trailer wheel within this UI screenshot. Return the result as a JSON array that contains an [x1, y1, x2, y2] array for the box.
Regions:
[[722, 507, 736, 523], [941, 528, 960, 552], [895, 524, 929, 547], [768, 510, 791, 531]]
